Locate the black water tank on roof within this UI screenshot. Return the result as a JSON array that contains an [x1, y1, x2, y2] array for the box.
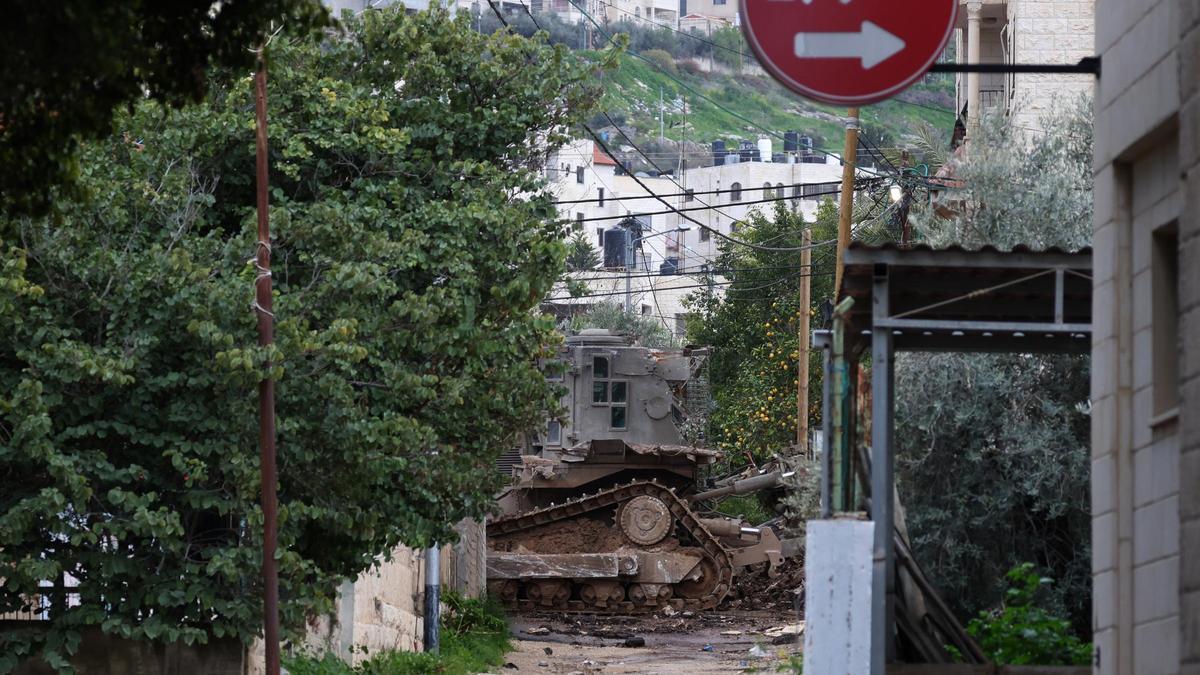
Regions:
[[603, 226, 629, 268], [784, 131, 800, 153]]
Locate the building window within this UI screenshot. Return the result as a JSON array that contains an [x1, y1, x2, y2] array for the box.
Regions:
[[598, 188, 605, 207], [700, 227, 711, 242], [713, 0, 726, 5], [1152, 223, 1179, 414], [729, 182, 742, 203], [546, 419, 562, 445], [685, 188, 695, 202], [576, 166, 585, 184], [763, 182, 774, 199], [731, 221, 741, 233], [597, 227, 605, 248], [575, 213, 584, 230], [791, 185, 801, 205]]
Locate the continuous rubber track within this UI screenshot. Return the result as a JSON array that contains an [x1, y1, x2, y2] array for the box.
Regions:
[[487, 480, 736, 613]]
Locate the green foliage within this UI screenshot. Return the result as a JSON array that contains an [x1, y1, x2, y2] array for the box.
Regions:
[[565, 230, 602, 272], [915, 97, 1094, 251], [897, 101, 1095, 637], [0, 7, 607, 670], [568, 302, 677, 349], [0, 1, 329, 216], [715, 495, 772, 525], [640, 49, 679, 76], [964, 564, 1092, 666], [686, 201, 838, 464], [284, 593, 510, 675]]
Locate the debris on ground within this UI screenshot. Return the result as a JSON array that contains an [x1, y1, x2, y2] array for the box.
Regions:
[[747, 645, 767, 659], [720, 556, 806, 612], [622, 637, 645, 648], [525, 626, 551, 635]]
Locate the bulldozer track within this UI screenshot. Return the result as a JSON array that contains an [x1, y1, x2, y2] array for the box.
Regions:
[[488, 480, 736, 613]]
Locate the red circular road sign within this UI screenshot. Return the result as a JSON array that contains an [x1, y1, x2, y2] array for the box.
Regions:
[[741, 0, 958, 106]]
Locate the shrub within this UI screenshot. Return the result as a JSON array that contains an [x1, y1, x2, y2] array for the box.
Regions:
[[678, 59, 703, 76], [964, 564, 1092, 666], [641, 49, 678, 75]]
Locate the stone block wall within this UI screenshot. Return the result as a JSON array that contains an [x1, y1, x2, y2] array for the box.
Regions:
[[1007, 0, 1096, 133], [1093, 1, 1188, 674], [1177, 0, 1200, 671], [245, 519, 488, 673]]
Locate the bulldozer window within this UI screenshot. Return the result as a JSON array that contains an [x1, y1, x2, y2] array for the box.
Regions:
[[611, 381, 627, 403], [593, 356, 609, 378], [610, 405, 627, 430], [592, 381, 608, 403]]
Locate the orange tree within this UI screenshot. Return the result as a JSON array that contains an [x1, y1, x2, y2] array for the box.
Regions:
[[686, 200, 838, 467]]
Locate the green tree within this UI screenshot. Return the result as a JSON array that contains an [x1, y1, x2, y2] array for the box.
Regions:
[[0, 7, 608, 670], [896, 99, 1094, 635], [568, 302, 677, 349], [0, 1, 329, 216], [686, 200, 839, 464], [565, 230, 602, 271]]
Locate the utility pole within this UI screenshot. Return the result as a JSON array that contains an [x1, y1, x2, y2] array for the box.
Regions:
[[796, 226, 812, 456], [253, 55, 281, 675], [834, 108, 860, 296]]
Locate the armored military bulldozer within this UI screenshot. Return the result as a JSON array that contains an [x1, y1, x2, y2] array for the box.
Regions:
[[487, 329, 801, 613]]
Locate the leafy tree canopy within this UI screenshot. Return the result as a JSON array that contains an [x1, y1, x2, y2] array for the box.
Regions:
[[0, 0, 329, 216], [0, 7, 607, 669], [567, 302, 677, 349], [897, 99, 1094, 635], [686, 200, 839, 465]]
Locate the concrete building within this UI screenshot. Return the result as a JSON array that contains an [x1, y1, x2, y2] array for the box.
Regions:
[[671, 150, 845, 268], [601, 0, 679, 25], [678, 0, 737, 25], [1090, 0, 1199, 674], [955, 0, 1096, 135]]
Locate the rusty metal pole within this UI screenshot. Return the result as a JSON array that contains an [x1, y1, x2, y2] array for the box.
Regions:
[[796, 226, 811, 456], [834, 108, 860, 297], [253, 57, 281, 675]]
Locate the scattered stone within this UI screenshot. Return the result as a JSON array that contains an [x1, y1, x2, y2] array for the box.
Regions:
[[538, 662, 549, 668], [504, 662, 520, 669], [661, 605, 677, 617], [543, 647, 554, 656], [622, 636, 645, 648], [701, 644, 714, 652], [681, 611, 695, 618], [525, 626, 551, 635], [720, 630, 743, 636]]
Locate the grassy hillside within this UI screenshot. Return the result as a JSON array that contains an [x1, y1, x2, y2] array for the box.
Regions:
[[596, 51, 956, 155]]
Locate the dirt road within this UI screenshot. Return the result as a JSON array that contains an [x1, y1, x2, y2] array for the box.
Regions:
[[494, 610, 803, 674]]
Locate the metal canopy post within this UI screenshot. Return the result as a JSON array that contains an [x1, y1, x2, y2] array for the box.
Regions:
[[814, 330, 834, 518], [870, 265, 895, 675]]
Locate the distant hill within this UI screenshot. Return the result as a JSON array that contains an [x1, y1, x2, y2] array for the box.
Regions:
[[476, 11, 957, 169], [592, 51, 956, 172]]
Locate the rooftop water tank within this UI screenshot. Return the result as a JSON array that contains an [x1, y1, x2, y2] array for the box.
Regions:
[[783, 131, 800, 153], [757, 137, 772, 163], [603, 226, 629, 269]]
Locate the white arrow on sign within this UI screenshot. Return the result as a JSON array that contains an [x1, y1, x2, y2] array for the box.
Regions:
[[794, 20, 906, 70]]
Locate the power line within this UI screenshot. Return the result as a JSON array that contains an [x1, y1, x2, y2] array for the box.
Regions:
[[562, 0, 896, 179], [552, 179, 867, 205], [545, 270, 824, 302], [569, 186, 847, 222]]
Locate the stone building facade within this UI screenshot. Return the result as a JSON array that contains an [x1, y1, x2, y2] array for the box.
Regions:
[[1091, 0, 1199, 674], [955, 0, 1096, 135]]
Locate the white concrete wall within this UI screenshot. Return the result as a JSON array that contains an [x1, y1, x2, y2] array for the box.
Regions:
[[803, 519, 874, 675]]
